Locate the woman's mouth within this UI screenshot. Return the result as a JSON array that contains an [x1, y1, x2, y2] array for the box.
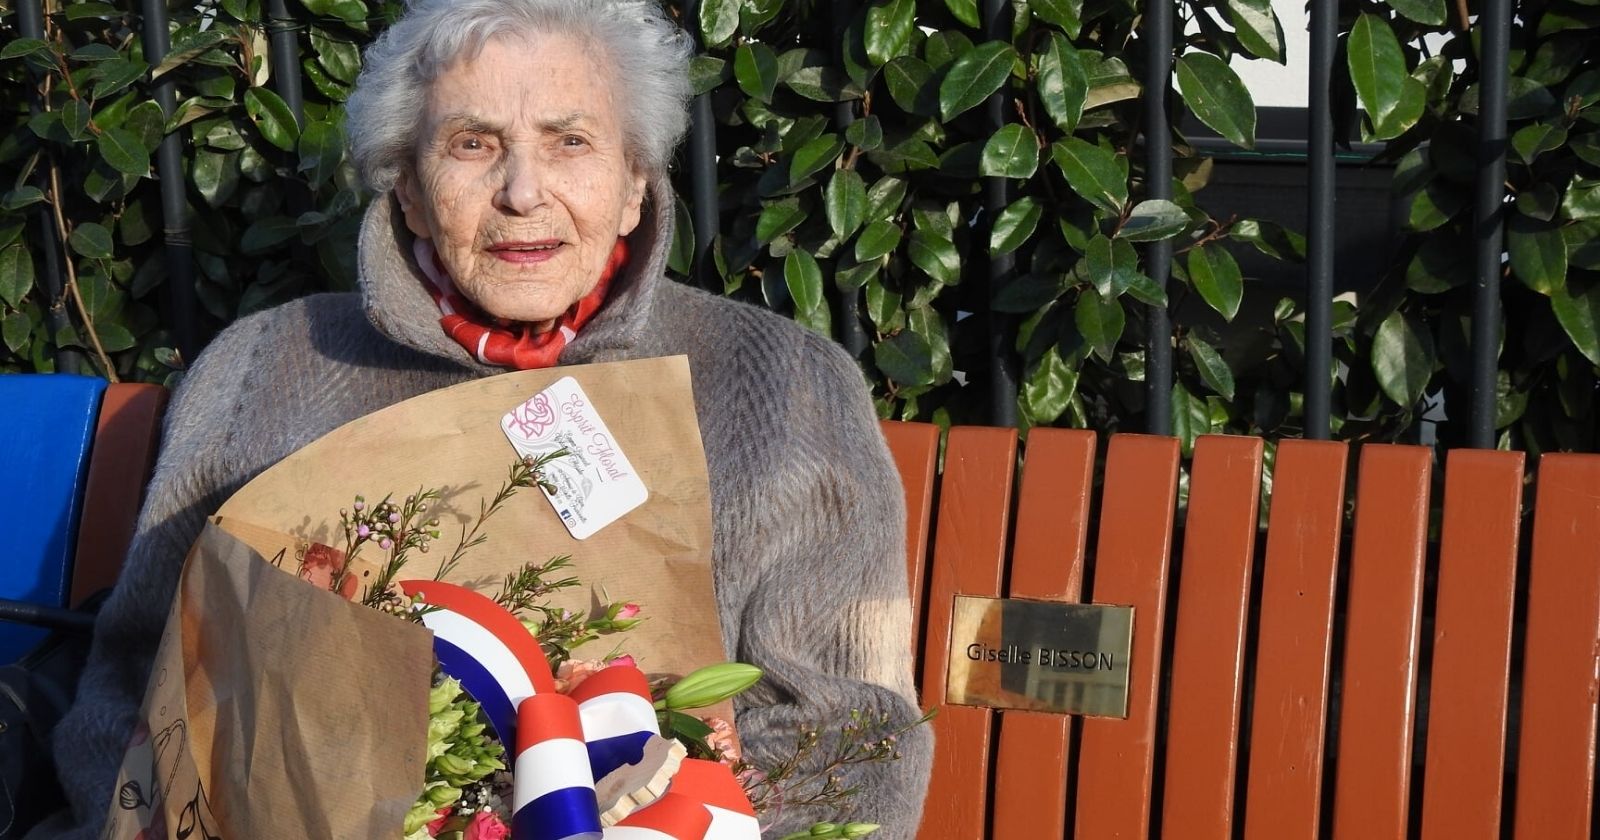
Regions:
[[489, 240, 563, 264]]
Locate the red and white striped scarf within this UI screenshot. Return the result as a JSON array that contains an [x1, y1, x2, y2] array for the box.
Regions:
[[413, 237, 628, 370]]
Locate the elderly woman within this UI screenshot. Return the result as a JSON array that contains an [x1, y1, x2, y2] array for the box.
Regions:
[[33, 0, 930, 837]]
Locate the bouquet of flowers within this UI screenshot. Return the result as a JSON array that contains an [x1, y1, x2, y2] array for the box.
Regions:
[[103, 359, 922, 839]]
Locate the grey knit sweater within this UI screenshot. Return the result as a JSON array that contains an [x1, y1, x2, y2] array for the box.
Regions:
[[37, 179, 931, 839]]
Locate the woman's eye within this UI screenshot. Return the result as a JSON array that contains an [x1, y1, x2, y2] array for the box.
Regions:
[[450, 134, 490, 156], [561, 135, 587, 148]]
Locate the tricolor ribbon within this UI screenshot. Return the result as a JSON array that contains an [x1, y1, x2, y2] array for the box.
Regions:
[[399, 581, 760, 840]]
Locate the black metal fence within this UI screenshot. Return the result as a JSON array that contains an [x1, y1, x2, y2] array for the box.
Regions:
[[19, 0, 1522, 449]]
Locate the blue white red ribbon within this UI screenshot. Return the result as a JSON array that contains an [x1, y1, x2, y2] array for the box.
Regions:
[[399, 580, 759, 840]]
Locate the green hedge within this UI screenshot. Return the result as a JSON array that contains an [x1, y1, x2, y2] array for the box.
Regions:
[[1, 0, 1596, 453]]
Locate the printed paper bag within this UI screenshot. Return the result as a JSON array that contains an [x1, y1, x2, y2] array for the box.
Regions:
[[102, 520, 433, 839], [213, 355, 724, 685]]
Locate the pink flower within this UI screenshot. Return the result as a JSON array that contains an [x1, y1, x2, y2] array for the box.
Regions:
[[616, 602, 641, 619], [554, 659, 604, 694], [426, 807, 451, 836], [465, 811, 510, 840], [607, 654, 637, 669], [706, 717, 741, 766]]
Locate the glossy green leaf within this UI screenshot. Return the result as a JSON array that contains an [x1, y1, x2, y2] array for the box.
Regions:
[[945, 0, 981, 28], [979, 124, 1039, 178], [1075, 288, 1124, 361], [790, 133, 845, 184], [1386, 0, 1446, 26], [98, 128, 150, 176], [1031, 0, 1084, 38], [1051, 137, 1126, 215], [1507, 214, 1569, 295], [756, 198, 807, 243], [826, 170, 867, 240], [294, 119, 339, 188], [734, 43, 780, 103], [875, 329, 936, 386], [1188, 335, 1236, 400], [1188, 245, 1243, 321], [883, 56, 939, 116], [191, 149, 239, 207], [1175, 53, 1257, 149], [688, 56, 728, 96], [1348, 14, 1426, 139], [908, 229, 961, 285], [865, 176, 908, 220], [1036, 33, 1088, 132], [62, 100, 93, 142], [845, 116, 884, 151], [990, 197, 1042, 256], [92, 58, 147, 100], [0, 245, 35, 307], [1562, 178, 1600, 221], [1372, 310, 1436, 407], [939, 41, 1017, 121], [152, 30, 228, 78], [1519, 183, 1561, 222], [1228, 0, 1284, 62], [311, 28, 361, 84], [699, 0, 741, 48], [69, 223, 114, 259], [856, 221, 902, 262], [1512, 122, 1567, 165], [1551, 277, 1600, 365], [245, 87, 300, 151], [0, 38, 50, 61], [1171, 382, 1207, 456], [2, 311, 31, 354], [1, 188, 46, 211], [1117, 199, 1190, 242], [1083, 234, 1143, 298], [785, 250, 824, 314], [865, 0, 916, 66], [1020, 346, 1080, 425], [993, 272, 1066, 312]]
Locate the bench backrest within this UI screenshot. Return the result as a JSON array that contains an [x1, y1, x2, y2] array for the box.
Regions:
[[881, 422, 1600, 840]]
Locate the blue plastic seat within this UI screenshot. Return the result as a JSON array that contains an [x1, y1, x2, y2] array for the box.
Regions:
[[0, 374, 106, 663]]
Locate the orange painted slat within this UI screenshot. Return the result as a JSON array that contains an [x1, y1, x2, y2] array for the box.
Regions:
[[1512, 453, 1600, 839], [1331, 444, 1433, 840], [1243, 439, 1349, 840], [71, 383, 169, 605], [916, 426, 1018, 840], [991, 428, 1096, 840], [1074, 434, 1181, 840], [880, 420, 941, 636], [1419, 449, 1524, 840], [1160, 435, 1265, 840]]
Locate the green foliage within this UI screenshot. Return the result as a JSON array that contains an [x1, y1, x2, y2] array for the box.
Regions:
[[1, 0, 1595, 453]]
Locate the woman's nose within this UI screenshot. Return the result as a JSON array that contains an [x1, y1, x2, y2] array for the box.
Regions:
[[495, 150, 547, 215]]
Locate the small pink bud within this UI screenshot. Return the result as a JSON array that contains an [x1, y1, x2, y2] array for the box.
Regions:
[[388, 513, 400, 524], [617, 603, 641, 619], [353, 501, 364, 512], [380, 538, 394, 550], [607, 654, 637, 669], [357, 525, 370, 538]]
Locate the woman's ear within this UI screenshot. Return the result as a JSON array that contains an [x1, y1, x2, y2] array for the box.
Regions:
[[617, 171, 648, 237], [394, 170, 433, 240]]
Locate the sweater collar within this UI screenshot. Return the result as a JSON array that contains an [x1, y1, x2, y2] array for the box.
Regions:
[[357, 175, 676, 371]]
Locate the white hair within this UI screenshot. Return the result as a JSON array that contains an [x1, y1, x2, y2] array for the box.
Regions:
[[345, 0, 694, 192]]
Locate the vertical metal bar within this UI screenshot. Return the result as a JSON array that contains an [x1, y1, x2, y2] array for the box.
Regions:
[[1142, 0, 1174, 435], [683, 0, 719, 292], [984, 0, 1018, 427], [1304, 0, 1336, 441], [16, 0, 82, 374], [140, 0, 200, 362], [831, 0, 867, 358], [1470, 0, 1512, 449], [265, 0, 305, 124]]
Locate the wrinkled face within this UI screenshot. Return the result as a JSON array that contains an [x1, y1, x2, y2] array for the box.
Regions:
[[396, 32, 647, 328]]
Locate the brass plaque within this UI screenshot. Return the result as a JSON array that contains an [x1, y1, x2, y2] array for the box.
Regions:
[[945, 595, 1134, 718]]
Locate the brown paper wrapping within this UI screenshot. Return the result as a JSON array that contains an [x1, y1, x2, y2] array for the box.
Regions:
[[103, 356, 729, 837], [102, 521, 433, 839]]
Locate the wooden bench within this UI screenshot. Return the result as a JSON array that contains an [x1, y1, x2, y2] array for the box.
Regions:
[[11, 386, 1600, 839], [883, 423, 1600, 840]]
